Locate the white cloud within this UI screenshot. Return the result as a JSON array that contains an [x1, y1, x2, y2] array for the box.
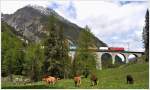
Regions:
[[71, 1, 147, 51], [47, 0, 77, 19]]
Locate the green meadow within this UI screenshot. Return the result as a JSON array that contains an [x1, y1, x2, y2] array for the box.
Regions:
[[2, 62, 149, 89]]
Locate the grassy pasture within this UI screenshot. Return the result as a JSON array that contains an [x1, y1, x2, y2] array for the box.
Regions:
[[2, 63, 149, 89]]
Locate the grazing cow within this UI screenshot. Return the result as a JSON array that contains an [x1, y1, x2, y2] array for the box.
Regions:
[[74, 74, 81, 87], [126, 75, 134, 84], [90, 74, 98, 86], [42, 76, 59, 85]]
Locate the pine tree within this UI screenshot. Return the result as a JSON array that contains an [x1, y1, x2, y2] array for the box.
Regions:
[[58, 27, 71, 78], [42, 14, 58, 76], [74, 25, 97, 75], [142, 9, 149, 62], [43, 14, 70, 78], [25, 43, 44, 82]]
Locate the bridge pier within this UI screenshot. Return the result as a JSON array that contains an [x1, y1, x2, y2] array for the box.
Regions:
[[124, 54, 129, 63], [96, 52, 102, 70], [111, 53, 116, 64], [68, 51, 76, 63]]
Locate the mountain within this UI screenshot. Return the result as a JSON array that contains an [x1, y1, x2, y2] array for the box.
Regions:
[[1, 5, 107, 47]]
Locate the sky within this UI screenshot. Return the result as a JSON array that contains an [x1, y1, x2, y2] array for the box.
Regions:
[[1, 0, 148, 52]]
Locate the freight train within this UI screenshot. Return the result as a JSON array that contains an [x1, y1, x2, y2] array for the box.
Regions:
[[99, 47, 125, 51]]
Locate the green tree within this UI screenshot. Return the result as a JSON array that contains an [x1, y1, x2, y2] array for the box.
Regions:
[[142, 9, 149, 62], [74, 25, 97, 75], [58, 27, 71, 78], [43, 14, 70, 78], [13, 49, 25, 75], [24, 43, 44, 82], [42, 14, 59, 75], [2, 22, 24, 81]]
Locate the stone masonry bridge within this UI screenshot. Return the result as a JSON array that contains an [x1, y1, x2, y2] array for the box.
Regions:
[[68, 49, 144, 70]]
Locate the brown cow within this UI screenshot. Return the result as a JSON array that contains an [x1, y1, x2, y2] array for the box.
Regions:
[[74, 74, 81, 87], [42, 76, 59, 85], [90, 74, 98, 86]]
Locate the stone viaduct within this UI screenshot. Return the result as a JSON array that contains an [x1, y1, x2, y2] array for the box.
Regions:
[[68, 49, 144, 70]]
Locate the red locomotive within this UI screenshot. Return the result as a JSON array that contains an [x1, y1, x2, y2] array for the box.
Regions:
[[108, 47, 124, 51]]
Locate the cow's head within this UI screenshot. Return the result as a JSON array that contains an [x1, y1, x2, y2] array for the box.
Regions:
[[42, 77, 47, 81]]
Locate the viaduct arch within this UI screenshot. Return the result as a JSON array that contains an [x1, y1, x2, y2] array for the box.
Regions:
[[69, 50, 144, 70]]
